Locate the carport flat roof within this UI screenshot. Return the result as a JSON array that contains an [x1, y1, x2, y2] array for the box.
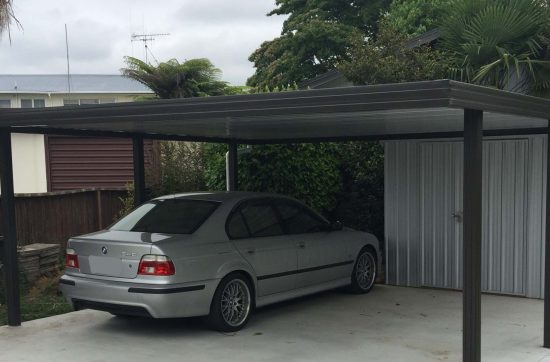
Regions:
[[0, 79, 549, 143]]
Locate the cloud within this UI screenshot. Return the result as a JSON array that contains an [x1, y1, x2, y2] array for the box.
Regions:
[[0, 0, 285, 85], [175, 0, 275, 24]]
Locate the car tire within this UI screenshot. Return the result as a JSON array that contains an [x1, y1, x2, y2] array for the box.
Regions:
[[349, 248, 377, 294], [206, 272, 253, 332]]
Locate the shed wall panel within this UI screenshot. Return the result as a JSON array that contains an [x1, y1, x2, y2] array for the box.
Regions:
[[384, 135, 546, 298]]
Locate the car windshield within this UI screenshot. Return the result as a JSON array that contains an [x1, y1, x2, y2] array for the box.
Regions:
[[110, 199, 219, 234]]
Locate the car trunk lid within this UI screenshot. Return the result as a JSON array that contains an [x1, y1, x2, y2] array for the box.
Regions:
[[68, 230, 168, 279]]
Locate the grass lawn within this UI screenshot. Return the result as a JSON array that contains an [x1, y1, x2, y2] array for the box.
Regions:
[[0, 270, 73, 326]]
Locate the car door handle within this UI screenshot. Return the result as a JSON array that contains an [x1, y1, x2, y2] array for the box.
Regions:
[[246, 248, 255, 255], [298, 242, 305, 248]]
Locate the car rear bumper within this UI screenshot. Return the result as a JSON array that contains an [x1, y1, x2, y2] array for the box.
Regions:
[[59, 274, 219, 318]]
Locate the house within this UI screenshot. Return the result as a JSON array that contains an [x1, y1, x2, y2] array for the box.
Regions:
[[303, 59, 547, 298], [0, 74, 159, 193]]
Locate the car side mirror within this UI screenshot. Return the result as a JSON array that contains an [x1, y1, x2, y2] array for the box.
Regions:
[[330, 221, 343, 231]]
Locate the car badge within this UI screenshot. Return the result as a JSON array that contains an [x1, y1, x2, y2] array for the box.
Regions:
[[101, 246, 108, 255]]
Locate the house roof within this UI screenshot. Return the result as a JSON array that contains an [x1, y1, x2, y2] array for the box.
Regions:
[[0, 80, 548, 143], [301, 28, 443, 90], [0, 74, 153, 94], [404, 28, 442, 49], [298, 69, 348, 90]]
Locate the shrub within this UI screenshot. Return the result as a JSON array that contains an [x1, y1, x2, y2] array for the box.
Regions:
[[156, 141, 207, 195], [204, 143, 342, 214]]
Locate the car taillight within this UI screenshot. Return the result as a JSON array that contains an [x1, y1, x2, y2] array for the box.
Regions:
[[138, 255, 175, 276], [66, 248, 79, 269]]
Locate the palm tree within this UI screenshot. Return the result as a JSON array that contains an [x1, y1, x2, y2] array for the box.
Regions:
[[440, 0, 550, 96], [121, 57, 229, 99], [0, 0, 18, 38]]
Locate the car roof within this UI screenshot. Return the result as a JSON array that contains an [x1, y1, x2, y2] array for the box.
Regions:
[[153, 191, 292, 203]]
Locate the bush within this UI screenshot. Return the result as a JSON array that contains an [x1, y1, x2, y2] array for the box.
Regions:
[[333, 142, 385, 240], [204, 143, 342, 213], [155, 141, 207, 196]]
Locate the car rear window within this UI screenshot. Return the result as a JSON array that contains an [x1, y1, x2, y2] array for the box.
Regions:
[[110, 199, 219, 234]]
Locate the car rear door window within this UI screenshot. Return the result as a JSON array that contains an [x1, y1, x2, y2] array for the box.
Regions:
[[110, 199, 219, 234], [226, 211, 250, 239], [239, 202, 284, 237], [276, 201, 328, 234]]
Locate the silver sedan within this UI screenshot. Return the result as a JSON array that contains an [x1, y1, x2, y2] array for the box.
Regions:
[[60, 192, 381, 331]]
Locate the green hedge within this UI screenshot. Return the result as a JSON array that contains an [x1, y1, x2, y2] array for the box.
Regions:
[[203, 141, 384, 240]]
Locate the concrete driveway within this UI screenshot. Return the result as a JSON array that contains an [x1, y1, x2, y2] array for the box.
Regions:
[[1, 285, 548, 362]]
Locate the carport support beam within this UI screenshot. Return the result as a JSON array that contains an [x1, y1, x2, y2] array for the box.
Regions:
[[133, 136, 146, 208], [0, 130, 21, 326], [227, 142, 238, 191], [545, 120, 550, 348], [463, 109, 483, 362]]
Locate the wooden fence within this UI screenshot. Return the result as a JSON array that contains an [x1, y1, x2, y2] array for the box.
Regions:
[[0, 188, 127, 249]]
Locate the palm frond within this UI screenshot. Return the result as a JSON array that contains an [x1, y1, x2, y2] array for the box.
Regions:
[[0, 0, 21, 42], [121, 57, 229, 99], [440, 0, 550, 95]]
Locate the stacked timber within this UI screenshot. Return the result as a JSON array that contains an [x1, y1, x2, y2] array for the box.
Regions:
[[18, 244, 61, 283]]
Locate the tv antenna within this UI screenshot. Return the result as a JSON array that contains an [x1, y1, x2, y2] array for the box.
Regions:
[[131, 32, 169, 64]]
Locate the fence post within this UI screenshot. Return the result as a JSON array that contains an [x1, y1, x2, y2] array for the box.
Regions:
[[96, 189, 103, 230]]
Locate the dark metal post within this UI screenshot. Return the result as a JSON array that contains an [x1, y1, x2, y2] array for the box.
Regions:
[[463, 109, 483, 362], [227, 142, 238, 191], [0, 130, 21, 326], [132, 136, 146, 208], [544, 120, 550, 348]]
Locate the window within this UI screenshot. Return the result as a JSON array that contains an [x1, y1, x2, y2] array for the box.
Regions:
[[21, 99, 33, 108], [110, 199, 219, 234], [276, 201, 328, 234], [239, 202, 284, 238], [21, 99, 45, 108], [34, 99, 45, 108], [226, 211, 250, 239], [0, 99, 11, 108], [63, 99, 79, 107], [80, 99, 100, 105], [63, 98, 108, 106]]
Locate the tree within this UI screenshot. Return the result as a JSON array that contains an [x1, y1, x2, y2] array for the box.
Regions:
[[338, 21, 449, 85], [247, 0, 391, 91], [384, 0, 449, 37], [0, 0, 19, 39], [440, 0, 550, 95], [121, 57, 229, 99]]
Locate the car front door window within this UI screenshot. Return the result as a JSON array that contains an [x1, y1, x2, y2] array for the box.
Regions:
[[276, 201, 327, 234]]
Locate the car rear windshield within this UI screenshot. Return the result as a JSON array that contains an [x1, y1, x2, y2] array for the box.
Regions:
[[110, 199, 219, 234]]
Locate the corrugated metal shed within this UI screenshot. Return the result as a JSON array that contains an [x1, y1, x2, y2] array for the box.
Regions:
[[385, 135, 547, 298], [0, 75, 152, 93]]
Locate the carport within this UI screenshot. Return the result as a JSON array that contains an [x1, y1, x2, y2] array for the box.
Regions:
[[1, 79, 549, 362]]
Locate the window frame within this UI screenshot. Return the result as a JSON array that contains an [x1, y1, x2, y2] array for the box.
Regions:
[[225, 197, 286, 240], [274, 199, 331, 235]]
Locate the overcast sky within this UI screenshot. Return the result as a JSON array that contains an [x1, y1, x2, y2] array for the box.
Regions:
[[0, 0, 285, 85]]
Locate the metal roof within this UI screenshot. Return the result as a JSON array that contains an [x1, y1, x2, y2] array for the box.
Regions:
[[0, 75, 152, 94], [0, 79, 548, 143]]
